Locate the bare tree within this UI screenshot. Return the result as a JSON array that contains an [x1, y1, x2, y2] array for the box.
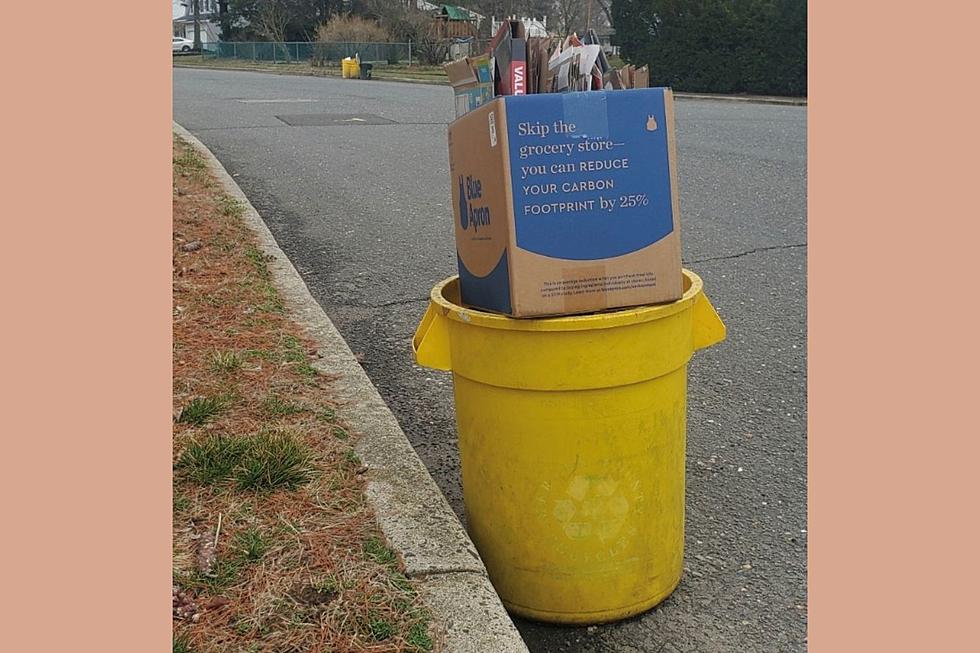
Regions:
[[362, 0, 450, 64], [255, 0, 291, 43], [552, 0, 588, 38], [193, 0, 202, 50], [593, 0, 613, 27]]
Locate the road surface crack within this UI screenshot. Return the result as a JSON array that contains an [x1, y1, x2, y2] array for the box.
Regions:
[[336, 297, 428, 309], [409, 566, 491, 579], [684, 242, 806, 265]]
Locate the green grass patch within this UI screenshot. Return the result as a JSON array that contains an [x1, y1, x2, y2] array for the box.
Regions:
[[258, 282, 285, 314], [197, 556, 245, 593], [233, 431, 316, 491], [331, 426, 348, 441], [278, 334, 318, 376], [295, 361, 318, 378], [388, 570, 415, 596], [407, 619, 433, 651], [212, 235, 236, 252], [173, 492, 191, 513], [177, 431, 315, 491], [175, 57, 451, 85], [176, 395, 227, 426], [261, 394, 305, 418], [244, 245, 273, 279], [280, 334, 306, 362], [312, 575, 338, 594], [363, 536, 397, 567], [243, 348, 277, 361], [234, 528, 268, 561], [208, 350, 242, 374], [217, 195, 245, 218], [176, 555, 245, 595], [316, 407, 336, 422], [173, 634, 193, 653], [367, 617, 394, 641], [178, 436, 250, 484], [174, 148, 206, 175], [344, 449, 361, 468]]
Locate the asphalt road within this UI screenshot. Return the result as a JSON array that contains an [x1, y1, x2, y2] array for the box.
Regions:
[[174, 67, 807, 653]]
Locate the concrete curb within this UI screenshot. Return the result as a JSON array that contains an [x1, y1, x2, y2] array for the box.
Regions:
[[173, 122, 529, 653], [174, 63, 806, 105], [673, 91, 806, 106]]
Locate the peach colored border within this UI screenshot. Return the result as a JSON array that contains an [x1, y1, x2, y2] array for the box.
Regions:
[[4, 3, 171, 650], [7, 3, 976, 650], [810, 2, 977, 651]]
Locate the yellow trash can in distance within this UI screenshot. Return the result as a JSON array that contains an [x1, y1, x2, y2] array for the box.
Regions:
[[412, 269, 726, 624], [342, 57, 360, 79]]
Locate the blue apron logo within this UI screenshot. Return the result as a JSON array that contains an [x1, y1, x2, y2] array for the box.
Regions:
[[458, 175, 469, 230], [458, 175, 491, 232]]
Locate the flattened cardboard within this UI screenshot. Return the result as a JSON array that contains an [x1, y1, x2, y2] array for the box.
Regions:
[[490, 20, 527, 96], [527, 36, 550, 95], [604, 68, 624, 90], [445, 54, 494, 117], [634, 65, 650, 89], [449, 88, 683, 317]]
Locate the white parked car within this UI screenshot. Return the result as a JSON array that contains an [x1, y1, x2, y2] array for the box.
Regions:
[[172, 37, 194, 53]]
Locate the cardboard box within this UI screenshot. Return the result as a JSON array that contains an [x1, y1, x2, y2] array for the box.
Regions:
[[448, 88, 683, 317], [445, 55, 494, 118], [634, 65, 650, 89], [489, 20, 527, 96]]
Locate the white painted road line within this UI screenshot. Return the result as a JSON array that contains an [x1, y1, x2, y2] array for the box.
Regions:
[[236, 98, 318, 103]]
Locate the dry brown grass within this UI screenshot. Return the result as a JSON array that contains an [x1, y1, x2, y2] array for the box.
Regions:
[[317, 15, 390, 43], [172, 137, 439, 653]]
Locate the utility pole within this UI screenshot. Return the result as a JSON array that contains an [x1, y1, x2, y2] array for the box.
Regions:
[[218, 1, 228, 40], [193, 0, 202, 51]]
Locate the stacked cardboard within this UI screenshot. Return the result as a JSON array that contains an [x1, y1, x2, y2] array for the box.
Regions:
[[489, 20, 527, 96], [445, 55, 493, 118], [445, 23, 651, 112], [443, 26, 681, 318]]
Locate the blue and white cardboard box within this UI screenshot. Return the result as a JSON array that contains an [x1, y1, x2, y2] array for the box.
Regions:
[[445, 55, 494, 118], [448, 88, 683, 317]]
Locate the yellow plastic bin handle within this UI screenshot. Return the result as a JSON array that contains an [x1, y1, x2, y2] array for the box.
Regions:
[[692, 291, 727, 351], [413, 303, 452, 371]]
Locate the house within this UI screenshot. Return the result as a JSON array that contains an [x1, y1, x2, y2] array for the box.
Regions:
[[490, 15, 551, 38], [591, 23, 618, 55], [430, 5, 479, 39], [413, 1, 485, 27], [172, 0, 221, 44], [582, 10, 618, 55]]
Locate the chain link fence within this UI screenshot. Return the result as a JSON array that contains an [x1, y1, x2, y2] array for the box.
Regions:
[[202, 39, 496, 66], [203, 41, 415, 65]]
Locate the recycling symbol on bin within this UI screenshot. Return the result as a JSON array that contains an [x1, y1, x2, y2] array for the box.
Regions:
[[535, 473, 641, 552]]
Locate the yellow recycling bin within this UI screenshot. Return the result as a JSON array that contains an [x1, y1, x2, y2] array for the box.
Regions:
[[412, 269, 726, 624], [341, 57, 360, 79]]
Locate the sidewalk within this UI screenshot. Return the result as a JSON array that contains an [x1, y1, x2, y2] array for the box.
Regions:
[[172, 125, 528, 653]]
